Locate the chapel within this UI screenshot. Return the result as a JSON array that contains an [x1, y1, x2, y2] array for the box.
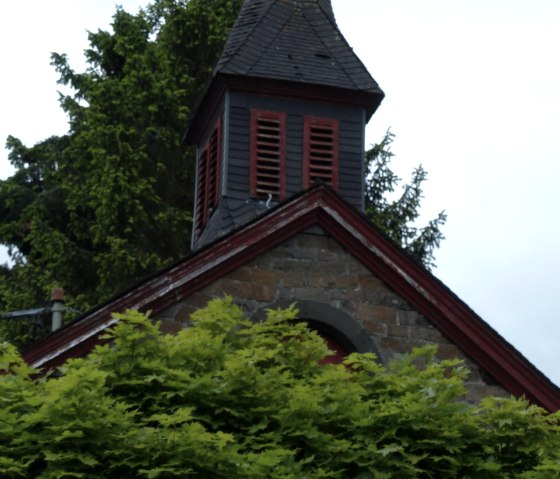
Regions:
[[23, 0, 560, 411]]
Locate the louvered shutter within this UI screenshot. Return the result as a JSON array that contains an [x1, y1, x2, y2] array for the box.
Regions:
[[303, 117, 339, 189], [195, 119, 222, 233], [250, 110, 286, 200]]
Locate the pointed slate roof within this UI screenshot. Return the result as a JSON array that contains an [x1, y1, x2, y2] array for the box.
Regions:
[[185, 0, 384, 144], [216, 0, 383, 96], [23, 185, 560, 412]]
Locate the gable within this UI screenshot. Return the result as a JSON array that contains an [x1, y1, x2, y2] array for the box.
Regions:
[[22, 185, 560, 411], [159, 226, 508, 404]]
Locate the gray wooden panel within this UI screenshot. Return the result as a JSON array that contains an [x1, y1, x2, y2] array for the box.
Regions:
[[227, 105, 251, 196], [228, 90, 366, 207]]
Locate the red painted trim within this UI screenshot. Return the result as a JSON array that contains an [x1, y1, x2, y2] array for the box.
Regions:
[[303, 116, 339, 190], [215, 119, 222, 206], [23, 185, 560, 411], [195, 146, 207, 232], [250, 109, 258, 197], [250, 109, 286, 200], [203, 138, 211, 223]]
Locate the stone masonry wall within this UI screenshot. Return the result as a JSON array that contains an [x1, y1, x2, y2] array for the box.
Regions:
[[158, 226, 508, 402]]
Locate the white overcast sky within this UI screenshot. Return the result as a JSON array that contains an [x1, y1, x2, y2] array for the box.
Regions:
[[1, 1, 559, 386]]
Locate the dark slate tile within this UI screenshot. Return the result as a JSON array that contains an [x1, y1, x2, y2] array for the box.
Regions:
[[215, 0, 383, 96]]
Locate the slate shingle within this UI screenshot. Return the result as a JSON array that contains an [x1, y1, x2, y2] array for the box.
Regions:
[[215, 0, 383, 96]]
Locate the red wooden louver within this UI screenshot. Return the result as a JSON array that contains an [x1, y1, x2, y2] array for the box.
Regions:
[[196, 119, 222, 233], [303, 116, 339, 189], [250, 110, 286, 200]]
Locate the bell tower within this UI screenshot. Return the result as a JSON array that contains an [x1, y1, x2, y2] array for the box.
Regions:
[[185, 0, 384, 250]]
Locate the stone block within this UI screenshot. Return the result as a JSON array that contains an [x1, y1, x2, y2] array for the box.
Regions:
[[355, 303, 372, 322], [434, 343, 462, 361], [411, 325, 446, 343], [334, 275, 360, 289], [226, 281, 274, 302], [227, 266, 253, 282], [276, 271, 305, 288], [295, 233, 331, 250], [396, 310, 424, 326], [387, 323, 410, 339], [251, 268, 280, 285], [357, 274, 384, 292], [281, 245, 318, 261], [317, 250, 346, 262], [307, 274, 337, 289], [380, 337, 410, 356], [328, 287, 362, 302], [361, 319, 388, 337], [372, 306, 397, 323]]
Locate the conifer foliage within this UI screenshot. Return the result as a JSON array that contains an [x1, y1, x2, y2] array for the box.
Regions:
[[364, 131, 447, 270], [0, 0, 243, 344], [1, 298, 559, 478], [0, 0, 444, 347]]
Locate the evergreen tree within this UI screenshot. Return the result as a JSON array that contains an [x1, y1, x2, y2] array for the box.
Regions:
[[0, 0, 444, 346], [0, 0, 243, 345], [364, 131, 446, 269]]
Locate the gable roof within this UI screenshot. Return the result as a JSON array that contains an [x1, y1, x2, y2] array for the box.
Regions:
[[22, 185, 560, 412]]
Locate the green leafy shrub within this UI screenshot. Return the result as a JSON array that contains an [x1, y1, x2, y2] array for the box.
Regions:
[[1, 298, 558, 477]]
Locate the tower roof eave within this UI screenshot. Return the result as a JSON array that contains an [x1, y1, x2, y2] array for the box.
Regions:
[[185, 0, 385, 144], [184, 72, 383, 145]]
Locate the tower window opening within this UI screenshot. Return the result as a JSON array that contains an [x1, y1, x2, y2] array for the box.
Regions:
[[250, 109, 286, 201], [195, 118, 222, 233], [303, 116, 339, 189]]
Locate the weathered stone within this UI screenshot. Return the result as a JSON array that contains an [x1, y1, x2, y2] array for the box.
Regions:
[[411, 325, 448, 343], [362, 320, 389, 337], [387, 323, 410, 339], [227, 266, 253, 282], [372, 306, 397, 323], [156, 231, 508, 401], [396, 310, 426, 326]]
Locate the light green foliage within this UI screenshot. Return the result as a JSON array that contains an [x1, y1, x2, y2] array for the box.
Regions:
[[1, 298, 559, 477]]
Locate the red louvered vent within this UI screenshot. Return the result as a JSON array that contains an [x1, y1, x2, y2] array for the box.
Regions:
[[303, 116, 339, 189], [207, 125, 221, 208], [250, 110, 286, 200], [195, 119, 222, 233]]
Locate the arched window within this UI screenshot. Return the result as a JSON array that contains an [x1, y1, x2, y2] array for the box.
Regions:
[[305, 319, 353, 365], [252, 300, 383, 365]]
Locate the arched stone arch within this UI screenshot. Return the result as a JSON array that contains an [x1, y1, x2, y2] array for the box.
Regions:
[[252, 300, 384, 363]]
